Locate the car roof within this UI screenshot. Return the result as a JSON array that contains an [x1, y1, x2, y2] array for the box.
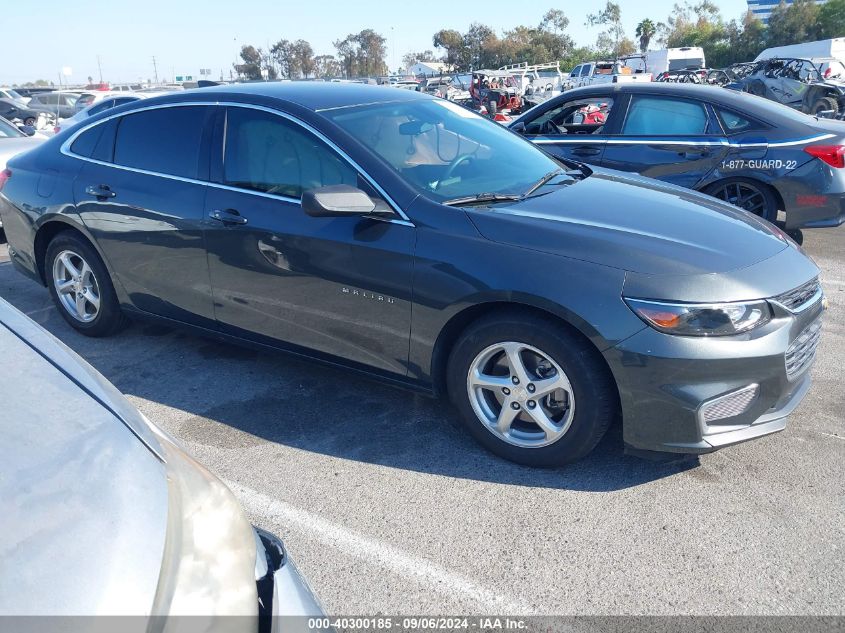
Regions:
[[143, 81, 428, 112]]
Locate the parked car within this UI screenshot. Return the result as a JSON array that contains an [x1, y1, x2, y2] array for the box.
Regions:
[[0, 97, 51, 128], [567, 61, 652, 89], [53, 93, 145, 135], [619, 47, 706, 77], [0, 297, 324, 620], [12, 87, 53, 99], [731, 57, 845, 117], [754, 37, 845, 66], [0, 87, 30, 105], [0, 83, 825, 466], [0, 116, 46, 227], [26, 91, 82, 119], [510, 83, 845, 230]]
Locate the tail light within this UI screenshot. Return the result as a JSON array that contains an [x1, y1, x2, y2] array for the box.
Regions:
[[804, 145, 845, 168], [0, 168, 11, 192], [824, 68, 831, 79]]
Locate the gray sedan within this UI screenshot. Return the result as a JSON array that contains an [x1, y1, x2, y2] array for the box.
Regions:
[[0, 298, 323, 624]]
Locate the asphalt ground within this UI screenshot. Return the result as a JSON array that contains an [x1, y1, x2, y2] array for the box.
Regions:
[[0, 225, 843, 617]]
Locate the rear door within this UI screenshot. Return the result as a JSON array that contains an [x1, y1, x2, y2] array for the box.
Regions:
[[600, 94, 729, 189], [71, 104, 217, 326]]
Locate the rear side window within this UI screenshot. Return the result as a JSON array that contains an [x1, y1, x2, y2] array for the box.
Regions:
[[623, 96, 708, 135], [113, 106, 208, 179], [222, 107, 357, 198], [70, 118, 118, 161], [716, 107, 757, 133]]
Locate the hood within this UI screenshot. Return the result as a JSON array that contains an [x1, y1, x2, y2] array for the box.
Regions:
[[466, 168, 790, 277], [0, 136, 45, 167], [0, 300, 167, 615]]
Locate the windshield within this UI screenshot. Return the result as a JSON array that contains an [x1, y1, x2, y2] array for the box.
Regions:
[[0, 117, 24, 138], [669, 58, 705, 71], [323, 98, 564, 203]]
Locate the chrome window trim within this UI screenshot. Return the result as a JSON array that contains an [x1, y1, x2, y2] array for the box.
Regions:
[[59, 100, 414, 226]]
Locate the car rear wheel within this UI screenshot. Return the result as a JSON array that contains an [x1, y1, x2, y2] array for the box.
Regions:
[[812, 96, 839, 117], [447, 312, 617, 467], [704, 178, 778, 223], [23, 116, 36, 127], [46, 233, 127, 336]]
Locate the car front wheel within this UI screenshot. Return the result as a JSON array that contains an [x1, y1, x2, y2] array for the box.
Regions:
[[447, 312, 617, 466], [46, 232, 127, 336]]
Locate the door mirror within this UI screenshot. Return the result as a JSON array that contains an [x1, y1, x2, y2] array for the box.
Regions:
[[510, 120, 526, 135], [302, 185, 377, 217]]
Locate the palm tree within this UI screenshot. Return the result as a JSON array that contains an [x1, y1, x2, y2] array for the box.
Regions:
[[636, 19, 657, 53]]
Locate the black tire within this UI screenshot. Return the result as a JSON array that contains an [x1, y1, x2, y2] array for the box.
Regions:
[[703, 178, 779, 223], [23, 116, 36, 126], [812, 96, 839, 117], [447, 311, 617, 467], [45, 232, 127, 337]]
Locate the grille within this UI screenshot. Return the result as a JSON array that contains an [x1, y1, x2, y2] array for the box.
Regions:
[[785, 319, 823, 380], [700, 384, 760, 423], [774, 278, 822, 312]]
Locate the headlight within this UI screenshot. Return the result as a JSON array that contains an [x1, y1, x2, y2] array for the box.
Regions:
[[150, 434, 259, 632], [625, 298, 771, 336]]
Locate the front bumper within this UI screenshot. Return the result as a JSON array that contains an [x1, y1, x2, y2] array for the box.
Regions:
[[255, 527, 325, 633], [604, 294, 824, 454]]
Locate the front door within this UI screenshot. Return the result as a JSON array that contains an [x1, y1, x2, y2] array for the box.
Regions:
[[523, 95, 616, 165], [600, 94, 729, 189], [203, 106, 415, 375]]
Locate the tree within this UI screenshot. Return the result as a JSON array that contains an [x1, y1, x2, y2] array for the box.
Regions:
[[271, 39, 297, 78], [636, 19, 657, 52], [586, 2, 626, 58], [234, 45, 262, 80], [314, 55, 341, 79], [818, 0, 845, 38], [767, 0, 822, 47], [433, 29, 466, 69], [334, 35, 357, 78], [292, 39, 316, 78], [354, 29, 388, 77], [541, 9, 569, 33]]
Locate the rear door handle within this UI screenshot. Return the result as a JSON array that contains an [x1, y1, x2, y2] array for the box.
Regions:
[[571, 147, 602, 157], [210, 208, 248, 225], [85, 184, 117, 199]]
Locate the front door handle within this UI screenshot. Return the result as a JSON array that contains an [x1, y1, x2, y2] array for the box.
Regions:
[[571, 147, 602, 157], [210, 208, 248, 225], [679, 149, 709, 159], [85, 184, 117, 199]]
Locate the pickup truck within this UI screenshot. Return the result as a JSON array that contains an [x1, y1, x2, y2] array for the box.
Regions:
[[567, 61, 653, 89]]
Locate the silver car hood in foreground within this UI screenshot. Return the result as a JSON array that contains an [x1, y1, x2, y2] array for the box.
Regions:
[[0, 301, 167, 615]]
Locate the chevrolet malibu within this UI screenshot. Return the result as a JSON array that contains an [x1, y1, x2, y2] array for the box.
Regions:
[[0, 83, 826, 466], [0, 298, 323, 622]]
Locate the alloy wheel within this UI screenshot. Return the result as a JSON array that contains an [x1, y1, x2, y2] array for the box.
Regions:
[[466, 341, 575, 448], [52, 250, 101, 323], [712, 182, 768, 217]]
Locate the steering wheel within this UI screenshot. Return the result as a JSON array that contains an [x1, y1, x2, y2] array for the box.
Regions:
[[539, 119, 563, 135], [433, 153, 475, 191]]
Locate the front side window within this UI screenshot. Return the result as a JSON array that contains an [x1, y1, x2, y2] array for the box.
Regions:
[[526, 98, 614, 135], [324, 98, 565, 202], [623, 96, 708, 135], [113, 106, 208, 179], [223, 107, 357, 198]]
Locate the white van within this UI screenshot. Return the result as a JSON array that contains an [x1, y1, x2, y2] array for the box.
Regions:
[[754, 38, 845, 65], [620, 47, 706, 76]]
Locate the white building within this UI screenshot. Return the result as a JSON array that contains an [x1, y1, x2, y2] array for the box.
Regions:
[[408, 61, 450, 77], [746, 0, 828, 24]]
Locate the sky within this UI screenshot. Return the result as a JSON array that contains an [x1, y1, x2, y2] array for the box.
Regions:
[[0, 0, 748, 85]]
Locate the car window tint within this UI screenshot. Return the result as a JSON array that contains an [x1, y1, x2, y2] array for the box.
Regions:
[[87, 100, 115, 116], [70, 124, 106, 158], [113, 106, 207, 179], [716, 108, 755, 133], [623, 96, 707, 135], [223, 107, 357, 198]]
